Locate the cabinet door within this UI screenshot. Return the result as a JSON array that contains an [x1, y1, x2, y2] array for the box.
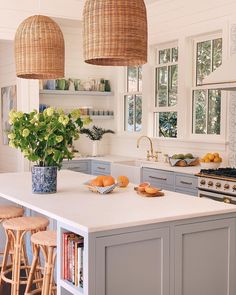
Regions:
[[174, 218, 236, 295], [96, 228, 170, 295], [142, 168, 174, 190]]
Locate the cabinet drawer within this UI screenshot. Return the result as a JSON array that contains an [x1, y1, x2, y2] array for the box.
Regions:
[[62, 160, 91, 174], [142, 168, 174, 189], [175, 174, 197, 191], [175, 188, 198, 197], [92, 161, 111, 176]]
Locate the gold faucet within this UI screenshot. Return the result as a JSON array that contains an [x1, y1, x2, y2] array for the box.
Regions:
[[137, 136, 161, 161]]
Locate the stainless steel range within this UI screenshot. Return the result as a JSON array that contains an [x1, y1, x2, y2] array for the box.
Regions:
[[196, 168, 236, 204]]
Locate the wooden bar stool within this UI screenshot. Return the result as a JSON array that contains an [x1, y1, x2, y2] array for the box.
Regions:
[[0, 206, 24, 262], [0, 216, 49, 295], [25, 230, 57, 295]]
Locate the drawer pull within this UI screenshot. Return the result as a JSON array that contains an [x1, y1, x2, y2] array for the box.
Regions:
[[149, 176, 167, 181], [180, 181, 193, 185], [97, 167, 106, 170]]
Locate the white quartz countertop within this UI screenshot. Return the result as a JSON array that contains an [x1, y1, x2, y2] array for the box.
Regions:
[[0, 171, 235, 233], [68, 155, 201, 175]]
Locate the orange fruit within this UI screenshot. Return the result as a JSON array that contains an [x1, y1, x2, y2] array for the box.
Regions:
[[90, 178, 104, 187], [214, 157, 220, 163], [145, 186, 159, 194], [96, 175, 107, 182], [138, 182, 150, 192], [208, 154, 214, 161], [117, 176, 129, 188], [213, 152, 220, 158], [103, 176, 115, 187]]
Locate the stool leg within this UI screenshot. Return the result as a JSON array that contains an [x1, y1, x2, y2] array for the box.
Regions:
[[51, 250, 57, 295], [11, 230, 25, 295], [41, 246, 55, 295], [0, 229, 12, 289], [25, 244, 40, 295]]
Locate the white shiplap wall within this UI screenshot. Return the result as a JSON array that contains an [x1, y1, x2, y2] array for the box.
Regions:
[[0, 41, 19, 172]]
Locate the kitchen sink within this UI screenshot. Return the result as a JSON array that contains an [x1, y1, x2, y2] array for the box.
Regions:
[[111, 160, 142, 184], [113, 160, 142, 167]]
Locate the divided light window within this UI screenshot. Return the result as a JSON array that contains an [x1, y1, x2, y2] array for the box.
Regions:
[[124, 66, 142, 132], [154, 46, 178, 138], [192, 37, 222, 135]]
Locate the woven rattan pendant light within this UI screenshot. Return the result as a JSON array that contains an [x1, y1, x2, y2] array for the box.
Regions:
[[83, 0, 148, 66], [14, 15, 65, 79]]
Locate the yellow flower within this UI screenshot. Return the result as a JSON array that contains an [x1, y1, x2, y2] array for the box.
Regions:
[[8, 133, 16, 140], [71, 109, 81, 120], [56, 135, 63, 143], [16, 111, 23, 118], [8, 140, 15, 148], [47, 148, 53, 155], [57, 108, 65, 115], [62, 116, 69, 126], [9, 110, 17, 119], [82, 116, 92, 125], [23, 150, 29, 156], [22, 128, 30, 138], [58, 116, 64, 124], [46, 107, 54, 116]]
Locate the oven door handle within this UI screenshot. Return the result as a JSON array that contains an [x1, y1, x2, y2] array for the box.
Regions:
[[199, 193, 234, 204]]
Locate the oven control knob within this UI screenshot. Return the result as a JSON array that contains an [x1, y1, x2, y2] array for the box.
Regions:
[[215, 182, 221, 188], [208, 181, 213, 187], [233, 185, 236, 191], [200, 179, 206, 185], [224, 184, 230, 190]]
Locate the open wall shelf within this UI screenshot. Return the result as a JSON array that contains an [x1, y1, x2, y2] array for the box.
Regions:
[[40, 90, 113, 96]]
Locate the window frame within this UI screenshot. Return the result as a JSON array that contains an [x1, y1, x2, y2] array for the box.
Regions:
[[122, 66, 143, 135], [191, 33, 226, 140], [153, 42, 179, 139]]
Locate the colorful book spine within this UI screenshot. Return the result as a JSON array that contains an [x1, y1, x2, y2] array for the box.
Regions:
[[63, 232, 84, 287]]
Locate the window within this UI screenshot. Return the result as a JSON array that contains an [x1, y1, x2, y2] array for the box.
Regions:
[[124, 66, 142, 132], [192, 36, 222, 135], [154, 45, 178, 138]]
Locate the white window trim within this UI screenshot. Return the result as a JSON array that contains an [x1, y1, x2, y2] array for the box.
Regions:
[[120, 67, 144, 137], [153, 42, 178, 138], [190, 32, 227, 141]]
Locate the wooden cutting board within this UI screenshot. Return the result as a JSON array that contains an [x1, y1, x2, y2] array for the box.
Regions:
[[134, 187, 165, 198]]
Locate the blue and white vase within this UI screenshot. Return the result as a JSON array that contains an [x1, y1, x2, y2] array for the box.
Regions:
[[32, 166, 57, 194]]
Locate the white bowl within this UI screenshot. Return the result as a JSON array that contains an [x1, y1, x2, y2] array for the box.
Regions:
[[200, 162, 221, 169]]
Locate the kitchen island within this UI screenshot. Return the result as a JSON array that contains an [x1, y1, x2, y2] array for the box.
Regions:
[[0, 170, 235, 295]]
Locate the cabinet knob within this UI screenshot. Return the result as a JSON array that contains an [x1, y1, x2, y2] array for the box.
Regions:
[[224, 184, 230, 190]]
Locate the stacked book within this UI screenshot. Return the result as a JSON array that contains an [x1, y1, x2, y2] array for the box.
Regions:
[[63, 232, 84, 288]]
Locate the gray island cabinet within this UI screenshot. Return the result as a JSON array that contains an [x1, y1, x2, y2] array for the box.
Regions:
[[0, 171, 235, 295]]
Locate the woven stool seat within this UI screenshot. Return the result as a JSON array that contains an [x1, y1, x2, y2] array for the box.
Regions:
[[26, 231, 57, 295], [0, 206, 24, 219], [31, 230, 57, 247], [3, 216, 49, 231]]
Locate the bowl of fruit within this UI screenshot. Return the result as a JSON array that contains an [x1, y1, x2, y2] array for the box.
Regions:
[[85, 175, 129, 194], [169, 153, 199, 167], [200, 153, 222, 169]]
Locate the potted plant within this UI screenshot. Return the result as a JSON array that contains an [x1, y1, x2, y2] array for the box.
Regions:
[[8, 108, 91, 194], [80, 125, 115, 157]]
